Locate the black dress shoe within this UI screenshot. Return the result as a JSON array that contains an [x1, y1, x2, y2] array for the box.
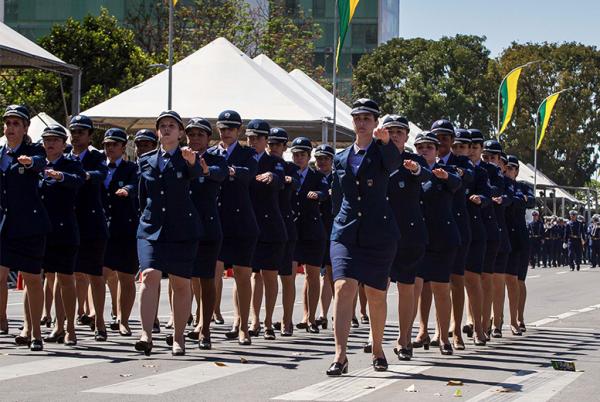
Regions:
[[64, 337, 77, 347], [462, 323, 474, 338], [264, 328, 276, 340], [440, 343, 453, 356], [172, 345, 185, 356], [225, 326, 239, 340], [135, 340, 153, 356], [44, 331, 65, 343], [518, 322, 527, 332], [363, 342, 372, 353], [109, 320, 120, 331], [372, 356, 388, 372], [307, 324, 320, 334], [186, 331, 200, 340], [94, 330, 107, 342], [280, 324, 293, 337], [14, 335, 31, 346], [119, 329, 132, 337], [430, 338, 440, 347], [492, 328, 502, 338], [473, 336, 487, 346], [213, 316, 224, 325], [326, 359, 348, 376], [30, 339, 44, 352], [412, 335, 430, 350], [393, 346, 412, 361], [248, 326, 262, 337], [198, 336, 212, 350], [316, 316, 328, 329], [166, 334, 174, 346], [510, 325, 522, 336], [273, 322, 282, 330], [360, 315, 370, 324], [238, 337, 251, 346], [77, 314, 91, 326], [295, 322, 308, 330], [351, 318, 359, 328], [40, 316, 52, 328]]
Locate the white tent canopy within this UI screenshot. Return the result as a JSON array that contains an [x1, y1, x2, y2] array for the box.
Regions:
[[0, 21, 81, 113], [82, 37, 353, 139]]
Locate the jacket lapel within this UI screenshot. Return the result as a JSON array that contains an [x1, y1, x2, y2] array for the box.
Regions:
[[338, 146, 352, 177], [356, 142, 376, 178]]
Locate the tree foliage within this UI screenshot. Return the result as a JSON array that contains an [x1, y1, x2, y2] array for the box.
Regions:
[[0, 8, 153, 123]]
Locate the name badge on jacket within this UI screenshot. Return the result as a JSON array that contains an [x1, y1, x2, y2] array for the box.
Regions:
[[18, 166, 25, 174], [176, 171, 183, 179], [398, 181, 405, 188]]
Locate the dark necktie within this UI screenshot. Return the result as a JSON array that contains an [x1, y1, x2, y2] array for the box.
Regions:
[[163, 152, 171, 159], [108, 162, 117, 169], [357, 149, 366, 156]]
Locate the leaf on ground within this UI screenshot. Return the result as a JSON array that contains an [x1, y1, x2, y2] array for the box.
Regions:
[[454, 389, 463, 397], [363, 386, 375, 389], [79, 375, 88, 379], [142, 364, 157, 368], [214, 361, 227, 367], [119, 373, 133, 377], [447, 380, 463, 386], [240, 357, 248, 364]]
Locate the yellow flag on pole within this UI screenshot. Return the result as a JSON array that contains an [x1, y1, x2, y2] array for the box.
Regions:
[[536, 92, 561, 149]]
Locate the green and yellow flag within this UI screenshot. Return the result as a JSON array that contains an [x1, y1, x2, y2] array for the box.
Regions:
[[336, 0, 360, 70], [499, 67, 523, 134], [536, 91, 562, 149]]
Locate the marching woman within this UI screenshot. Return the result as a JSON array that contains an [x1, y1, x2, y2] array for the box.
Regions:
[[490, 153, 514, 337], [479, 139, 504, 340], [505, 156, 534, 335], [101, 128, 139, 337], [463, 129, 491, 345], [412, 132, 462, 356], [315, 144, 336, 330], [328, 99, 401, 375], [431, 123, 474, 350], [385, 115, 431, 361], [0, 105, 51, 350], [291, 137, 329, 334], [68, 115, 110, 340], [185, 118, 227, 349], [209, 110, 258, 345], [39, 125, 85, 346], [246, 119, 287, 340], [136, 110, 202, 356], [266, 128, 301, 337]]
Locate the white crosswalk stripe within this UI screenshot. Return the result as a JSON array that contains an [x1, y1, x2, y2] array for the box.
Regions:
[[83, 361, 262, 395], [467, 370, 582, 401], [272, 364, 430, 401], [0, 357, 105, 382]]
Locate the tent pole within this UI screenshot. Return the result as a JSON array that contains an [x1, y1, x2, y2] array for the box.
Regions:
[[70, 69, 81, 117], [533, 115, 538, 198], [332, 0, 338, 149], [168, 0, 174, 109]]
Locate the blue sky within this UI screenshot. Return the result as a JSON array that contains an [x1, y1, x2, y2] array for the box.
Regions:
[[400, 0, 600, 56]]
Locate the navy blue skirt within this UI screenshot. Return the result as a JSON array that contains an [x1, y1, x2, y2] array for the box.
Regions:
[[466, 241, 486, 274], [252, 241, 285, 272], [1, 235, 46, 274], [518, 246, 530, 281], [452, 243, 471, 276], [494, 251, 509, 274], [43, 244, 78, 275], [192, 239, 221, 279], [322, 239, 332, 267], [279, 240, 296, 276], [219, 236, 257, 267], [390, 244, 425, 284], [331, 240, 396, 291], [138, 238, 198, 279], [417, 247, 457, 283], [482, 240, 499, 274], [294, 239, 325, 267], [75, 239, 106, 276], [104, 237, 138, 275]]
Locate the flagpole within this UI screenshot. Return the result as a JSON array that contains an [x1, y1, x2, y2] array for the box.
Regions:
[[497, 60, 541, 139], [332, 0, 338, 149], [168, 0, 174, 109]]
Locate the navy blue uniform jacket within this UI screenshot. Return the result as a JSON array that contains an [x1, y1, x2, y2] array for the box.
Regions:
[[137, 148, 202, 242], [445, 152, 474, 246], [331, 140, 401, 247], [75, 148, 109, 240], [293, 167, 328, 242], [480, 161, 503, 242], [102, 159, 138, 240], [466, 164, 492, 243], [280, 161, 300, 242]]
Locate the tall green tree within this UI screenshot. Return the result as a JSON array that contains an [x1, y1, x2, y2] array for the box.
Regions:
[[497, 42, 600, 187], [0, 8, 153, 123], [352, 35, 498, 133]]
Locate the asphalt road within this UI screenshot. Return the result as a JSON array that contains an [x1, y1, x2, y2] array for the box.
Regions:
[[1, 264, 599, 401]]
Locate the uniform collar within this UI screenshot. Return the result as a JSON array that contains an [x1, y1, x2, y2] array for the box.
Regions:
[[47, 155, 63, 165], [218, 140, 237, 157], [107, 157, 123, 167], [439, 152, 451, 164], [254, 150, 265, 161], [160, 147, 177, 156], [298, 166, 309, 178], [352, 140, 372, 155], [72, 147, 88, 160]]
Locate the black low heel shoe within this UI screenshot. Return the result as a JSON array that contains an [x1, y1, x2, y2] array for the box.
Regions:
[[326, 359, 348, 376], [462, 323, 474, 338], [166, 334, 174, 346], [510, 325, 522, 336], [44, 331, 65, 343], [198, 336, 212, 350], [135, 340, 153, 356], [296, 322, 308, 330], [412, 336, 430, 350], [307, 324, 320, 334], [473, 336, 487, 346], [187, 331, 200, 340], [351, 318, 359, 328], [94, 330, 107, 342], [264, 328, 276, 340], [316, 316, 328, 329], [440, 343, 453, 356], [14, 335, 31, 346], [363, 342, 372, 353], [225, 326, 239, 340], [393, 346, 412, 361], [30, 339, 44, 352], [518, 322, 527, 332], [248, 326, 262, 337], [372, 356, 388, 372]]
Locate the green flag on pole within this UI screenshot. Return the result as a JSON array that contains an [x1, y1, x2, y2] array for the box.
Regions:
[[536, 91, 562, 149], [499, 67, 523, 134], [336, 0, 360, 71]]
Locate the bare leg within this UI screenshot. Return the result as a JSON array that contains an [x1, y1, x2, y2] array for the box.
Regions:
[[449, 273, 465, 343], [305, 265, 321, 325], [431, 281, 451, 346], [42, 273, 54, 323], [280, 267, 297, 330], [192, 278, 201, 326], [74, 272, 89, 317], [138, 269, 161, 342], [492, 273, 506, 330], [365, 285, 387, 359], [300, 270, 308, 324], [88, 275, 106, 332], [170, 274, 192, 350], [250, 271, 263, 331], [411, 277, 424, 342], [198, 278, 215, 339], [104, 268, 118, 319], [319, 267, 333, 319], [397, 282, 414, 348], [332, 278, 359, 363], [213, 261, 224, 322], [358, 285, 368, 319], [481, 272, 493, 334], [22, 272, 43, 340], [56, 273, 76, 341], [505, 275, 520, 327], [262, 270, 278, 328], [517, 280, 527, 325], [117, 272, 136, 333], [464, 271, 485, 340], [417, 281, 432, 340], [234, 266, 252, 340]]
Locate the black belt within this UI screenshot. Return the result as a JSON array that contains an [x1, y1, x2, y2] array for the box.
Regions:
[[592, 237, 600, 240], [570, 235, 580, 239], [531, 235, 541, 238]]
